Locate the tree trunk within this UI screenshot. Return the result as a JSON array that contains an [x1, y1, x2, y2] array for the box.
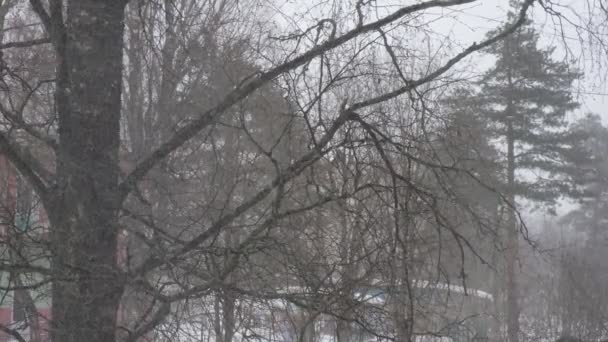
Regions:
[[298, 312, 316, 342], [222, 293, 236, 342], [506, 119, 520, 342], [504, 31, 520, 342], [48, 1, 127, 341], [221, 230, 237, 342], [336, 319, 353, 342], [490, 240, 503, 342], [213, 296, 223, 342], [393, 299, 410, 342], [13, 278, 42, 342]]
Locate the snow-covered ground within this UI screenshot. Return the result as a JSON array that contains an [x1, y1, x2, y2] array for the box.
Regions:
[[146, 280, 493, 342]]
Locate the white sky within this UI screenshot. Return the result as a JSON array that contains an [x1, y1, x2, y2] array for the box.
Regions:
[[269, 0, 607, 121], [427, 0, 608, 121], [266, 0, 604, 227]]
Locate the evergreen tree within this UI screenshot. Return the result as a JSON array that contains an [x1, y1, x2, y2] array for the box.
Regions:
[[468, 16, 582, 342], [481, 18, 582, 204], [557, 114, 608, 338], [562, 114, 608, 235]]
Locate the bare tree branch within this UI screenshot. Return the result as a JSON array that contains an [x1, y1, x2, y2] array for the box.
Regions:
[[350, 0, 536, 112], [127, 0, 537, 280], [118, 0, 478, 201], [132, 103, 357, 276], [0, 86, 58, 151], [0, 37, 50, 49], [0, 324, 26, 342], [123, 301, 171, 342], [0, 132, 50, 200], [28, 0, 52, 36]]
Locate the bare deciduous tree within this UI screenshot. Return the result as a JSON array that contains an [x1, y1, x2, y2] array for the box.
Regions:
[[0, 1, 606, 341]]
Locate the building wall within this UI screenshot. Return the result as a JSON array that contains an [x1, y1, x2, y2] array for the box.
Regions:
[[0, 154, 50, 342]]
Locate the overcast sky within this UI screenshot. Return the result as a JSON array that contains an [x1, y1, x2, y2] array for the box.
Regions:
[[427, 0, 608, 121], [270, 0, 607, 121], [427, 0, 604, 228]]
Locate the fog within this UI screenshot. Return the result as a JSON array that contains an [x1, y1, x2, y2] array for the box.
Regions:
[[0, 1, 606, 342]]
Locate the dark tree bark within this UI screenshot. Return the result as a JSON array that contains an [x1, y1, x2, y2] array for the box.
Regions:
[[44, 1, 128, 341]]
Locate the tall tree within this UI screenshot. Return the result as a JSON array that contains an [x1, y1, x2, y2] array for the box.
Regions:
[[555, 114, 608, 338], [0, 0, 593, 341], [476, 16, 582, 342]]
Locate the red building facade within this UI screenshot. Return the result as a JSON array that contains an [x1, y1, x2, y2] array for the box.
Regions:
[[0, 154, 51, 341]]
